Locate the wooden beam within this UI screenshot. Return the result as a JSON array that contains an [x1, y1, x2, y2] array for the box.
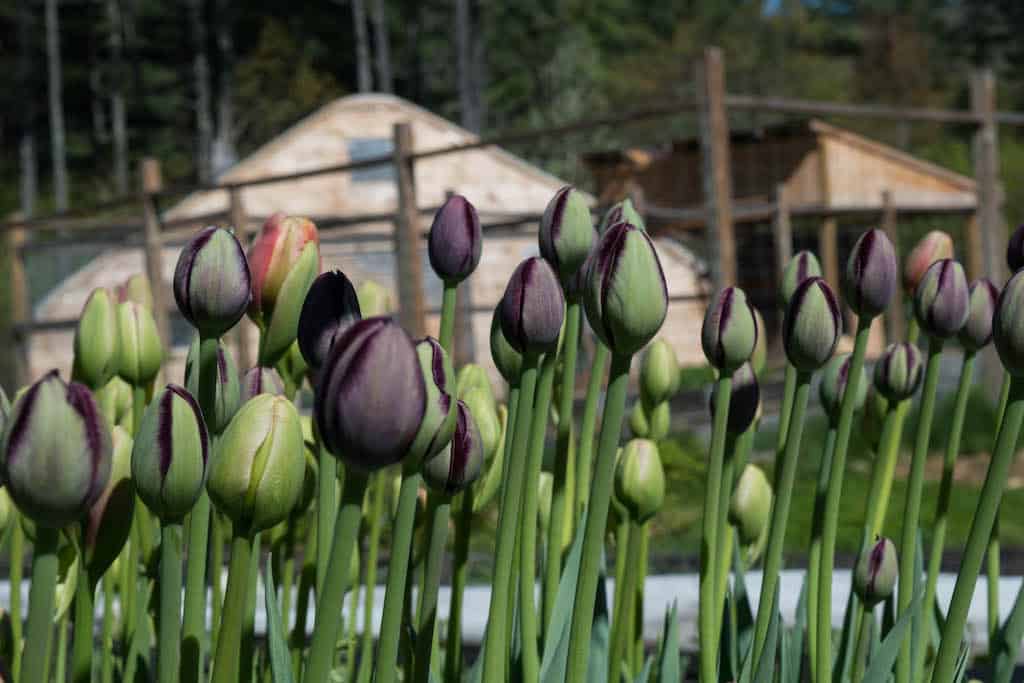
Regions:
[[772, 184, 792, 292], [392, 122, 427, 338], [880, 190, 904, 345], [139, 158, 170, 347], [971, 69, 1006, 286], [815, 137, 841, 293]]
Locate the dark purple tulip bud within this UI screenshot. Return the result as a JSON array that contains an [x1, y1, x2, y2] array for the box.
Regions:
[[994, 271, 1024, 376], [783, 277, 842, 372], [499, 257, 565, 356], [489, 305, 523, 384], [539, 186, 596, 289], [173, 226, 252, 339], [914, 259, 969, 339], [84, 425, 134, 581], [184, 336, 241, 435], [819, 353, 868, 423], [854, 536, 898, 608], [904, 230, 954, 294], [408, 337, 458, 467], [297, 271, 362, 374], [422, 399, 484, 495], [315, 317, 426, 471], [0, 371, 112, 528], [960, 279, 999, 352], [702, 287, 758, 373], [240, 366, 286, 403], [584, 222, 668, 357], [428, 194, 482, 284], [779, 251, 822, 309], [1007, 224, 1024, 273], [843, 229, 897, 319], [131, 384, 209, 522], [873, 343, 923, 401], [709, 362, 760, 434]]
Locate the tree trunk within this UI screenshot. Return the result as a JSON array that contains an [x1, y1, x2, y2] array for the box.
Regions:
[[17, 0, 38, 218], [188, 0, 214, 184], [456, 0, 484, 132], [211, 0, 237, 177], [107, 0, 128, 194], [46, 0, 69, 211], [352, 0, 373, 92], [370, 0, 392, 92]]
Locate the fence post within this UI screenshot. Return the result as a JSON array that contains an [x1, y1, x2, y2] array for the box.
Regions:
[[229, 187, 254, 369], [392, 122, 426, 338], [139, 158, 170, 348], [772, 183, 792, 291], [0, 216, 30, 392], [696, 46, 737, 289], [880, 190, 904, 344], [971, 68, 1005, 285]]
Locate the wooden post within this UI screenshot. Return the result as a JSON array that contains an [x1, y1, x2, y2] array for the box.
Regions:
[[696, 47, 737, 289], [392, 122, 426, 338], [229, 187, 254, 370], [772, 183, 792, 291], [971, 68, 1005, 285], [880, 190, 904, 344], [815, 139, 841, 293], [139, 158, 170, 347], [964, 214, 984, 283], [0, 216, 30, 392]]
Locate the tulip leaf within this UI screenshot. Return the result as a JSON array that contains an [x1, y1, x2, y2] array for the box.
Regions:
[[587, 564, 609, 683], [654, 601, 680, 683], [862, 586, 923, 683], [633, 656, 653, 683], [780, 578, 807, 683], [538, 528, 586, 683], [953, 638, 970, 683], [262, 561, 295, 683], [259, 243, 319, 367], [752, 586, 780, 683], [832, 587, 857, 682], [909, 530, 925, 683], [993, 579, 1024, 683]]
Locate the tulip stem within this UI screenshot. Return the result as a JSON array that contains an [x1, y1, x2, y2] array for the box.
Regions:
[[21, 526, 59, 683], [182, 491, 212, 683], [775, 363, 798, 478], [632, 521, 649, 676], [850, 604, 872, 682], [413, 495, 451, 683], [895, 336, 944, 683], [807, 425, 838, 683], [576, 343, 609, 520], [211, 528, 253, 683], [439, 282, 457, 354], [209, 512, 225, 647], [240, 531, 260, 683], [482, 360, 539, 683], [289, 518, 316, 678], [9, 518, 23, 681], [610, 515, 630, 663], [444, 485, 473, 683], [862, 402, 904, 537], [816, 319, 872, 683], [157, 522, 184, 683], [933, 377, 1024, 683], [713, 429, 743, 639], [565, 353, 632, 683], [101, 573, 115, 683], [374, 471, 424, 683], [609, 519, 643, 680], [989, 372, 1011, 656], [316, 438, 336, 597], [357, 472, 386, 683], [751, 371, 812, 668], [131, 384, 146, 438], [304, 468, 368, 683], [71, 563, 96, 683]]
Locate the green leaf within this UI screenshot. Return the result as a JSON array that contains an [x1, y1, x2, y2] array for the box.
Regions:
[[993, 579, 1024, 683], [587, 563, 610, 683], [655, 601, 680, 683], [634, 656, 653, 683], [752, 586, 780, 683], [539, 528, 586, 683], [780, 578, 807, 683], [909, 531, 925, 683], [262, 561, 295, 683], [832, 588, 857, 682], [952, 639, 970, 683], [863, 586, 924, 683]]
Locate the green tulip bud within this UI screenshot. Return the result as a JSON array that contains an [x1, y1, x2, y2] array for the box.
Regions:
[[257, 240, 321, 367], [422, 400, 484, 495], [84, 425, 134, 581], [843, 229, 897, 319], [614, 439, 665, 523], [462, 387, 501, 461], [116, 273, 154, 311], [783, 277, 841, 372], [73, 288, 121, 390], [490, 305, 524, 384], [729, 464, 772, 545], [640, 339, 680, 409], [132, 385, 209, 522], [959, 279, 998, 352], [356, 280, 394, 317], [853, 536, 898, 608], [598, 198, 645, 234], [116, 301, 164, 386], [629, 402, 650, 438], [174, 226, 251, 339], [539, 186, 596, 288], [647, 401, 671, 440], [779, 251, 822, 309], [95, 376, 134, 432], [995, 270, 1024, 376], [819, 353, 868, 424], [184, 336, 242, 435], [455, 364, 495, 405], [861, 386, 889, 452], [208, 394, 306, 533], [702, 287, 758, 372]]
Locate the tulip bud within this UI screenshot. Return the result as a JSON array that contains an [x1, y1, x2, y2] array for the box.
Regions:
[[640, 339, 680, 409], [862, 385, 889, 451], [428, 195, 482, 284], [614, 439, 665, 523], [959, 278, 998, 352], [84, 425, 134, 581], [629, 402, 649, 438], [490, 306, 524, 384], [598, 198, 644, 234], [292, 446, 319, 519], [115, 301, 163, 386], [247, 214, 320, 324], [316, 318, 426, 471], [462, 387, 501, 461], [258, 241, 321, 367], [778, 251, 822, 308], [1, 373, 112, 529], [116, 274, 154, 311], [455, 364, 495, 404], [131, 384, 209, 522], [843, 229, 897, 319], [650, 401, 672, 440], [408, 337, 458, 467], [240, 366, 286, 403], [208, 394, 306, 532], [914, 259, 969, 339], [356, 280, 394, 317], [297, 271, 362, 374], [1007, 224, 1024, 273], [499, 257, 565, 356], [702, 287, 758, 372], [539, 187, 596, 288], [783, 277, 841, 372], [94, 376, 133, 432], [853, 536, 898, 608], [994, 270, 1024, 376], [423, 399, 484, 495], [750, 308, 767, 377], [710, 362, 760, 434], [73, 288, 121, 390], [819, 353, 868, 423], [184, 336, 241, 435], [873, 343, 924, 401], [904, 230, 954, 294], [174, 226, 252, 339], [729, 464, 772, 545]]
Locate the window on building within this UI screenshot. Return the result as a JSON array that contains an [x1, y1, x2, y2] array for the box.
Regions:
[[348, 138, 395, 183]]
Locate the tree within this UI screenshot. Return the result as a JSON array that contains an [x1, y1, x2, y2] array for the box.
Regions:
[[351, 0, 372, 92], [370, 0, 392, 92], [17, 0, 38, 217], [107, 0, 128, 193], [45, 0, 68, 211], [188, 0, 214, 183], [212, 0, 238, 176]]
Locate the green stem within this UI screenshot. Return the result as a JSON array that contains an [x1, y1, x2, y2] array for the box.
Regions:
[[374, 471, 423, 683], [713, 430, 741, 641], [279, 525, 296, 643], [345, 578, 360, 683], [21, 526, 59, 683], [699, 374, 733, 683], [632, 523, 649, 677], [609, 516, 630, 671], [989, 372, 1011, 654], [56, 610, 69, 683], [896, 336, 944, 683], [304, 468, 369, 683], [610, 519, 643, 680], [775, 364, 798, 479], [210, 512, 225, 647], [576, 343, 609, 519], [862, 404, 903, 537], [481, 362, 538, 683], [290, 520, 316, 679], [72, 562, 96, 683], [932, 377, 1024, 683], [444, 486, 473, 683], [816, 320, 872, 683], [316, 439, 336, 597], [751, 372, 813, 668], [10, 519, 23, 682], [101, 572, 114, 683], [439, 282, 457, 354], [241, 532, 260, 683], [413, 497, 451, 683], [565, 353, 632, 683], [211, 529, 253, 683], [182, 492, 211, 683], [357, 473, 385, 683], [158, 522, 184, 683], [850, 605, 872, 683], [808, 425, 838, 683]]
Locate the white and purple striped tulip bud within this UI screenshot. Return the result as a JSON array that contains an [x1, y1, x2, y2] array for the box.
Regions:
[[115, 273, 154, 311], [779, 250, 822, 308], [843, 229, 897, 319], [297, 271, 362, 375], [490, 306, 523, 384], [73, 288, 121, 390], [1, 373, 112, 528], [640, 339, 680, 409], [408, 337, 458, 467], [873, 343, 923, 401], [423, 399, 484, 495], [184, 336, 241, 435], [598, 198, 644, 234], [115, 301, 163, 386], [246, 214, 321, 327], [853, 536, 897, 608], [994, 271, 1024, 376], [356, 280, 394, 317], [539, 186, 596, 289], [914, 259, 969, 339], [585, 222, 668, 357], [315, 318, 426, 471], [819, 353, 868, 424], [207, 394, 306, 532], [499, 257, 565, 356], [702, 286, 758, 373], [959, 279, 998, 352], [729, 464, 772, 545], [84, 425, 134, 581], [428, 194, 482, 284], [614, 438, 665, 523], [240, 366, 286, 403], [710, 362, 760, 434], [1007, 224, 1024, 273], [783, 277, 841, 372], [174, 226, 251, 339], [904, 230, 954, 294], [131, 384, 209, 523]]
